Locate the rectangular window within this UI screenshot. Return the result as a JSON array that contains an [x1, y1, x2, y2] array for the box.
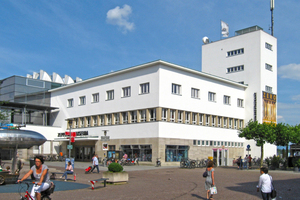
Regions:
[[225, 142, 227, 146], [211, 116, 216, 127], [192, 113, 197, 125], [198, 140, 200, 146], [172, 83, 181, 95], [114, 113, 120, 124], [214, 141, 216, 146], [80, 117, 84, 128], [67, 98, 73, 108], [162, 108, 168, 121], [224, 95, 231, 105], [92, 93, 99, 103], [140, 110, 146, 122], [237, 99, 244, 107], [217, 141, 220, 146], [170, 110, 175, 122], [100, 115, 104, 126], [107, 114, 112, 125], [228, 142, 231, 147], [205, 115, 210, 126], [149, 109, 156, 121], [191, 88, 199, 99], [140, 83, 149, 94], [93, 116, 98, 126], [229, 118, 232, 128], [193, 140, 197, 146], [223, 118, 227, 128], [239, 120, 243, 128], [178, 111, 183, 123], [199, 114, 203, 125], [202, 140, 205, 145], [234, 119, 238, 129], [206, 141, 209, 146], [227, 48, 244, 57], [131, 111, 137, 123], [227, 65, 244, 73], [185, 112, 190, 124], [265, 86, 272, 93], [208, 92, 216, 102], [79, 96, 86, 105], [265, 42, 272, 51], [106, 90, 114, 100], [86, 117, 91, 127], [218, 117, 221, 127], [265, 63, 273, 71], [122, 86, 131, 97], [122, 112, 128, 124], [75, 119, 78, 128]]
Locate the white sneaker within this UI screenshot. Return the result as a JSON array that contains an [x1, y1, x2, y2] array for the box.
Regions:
[[60, 176, 63, 179]]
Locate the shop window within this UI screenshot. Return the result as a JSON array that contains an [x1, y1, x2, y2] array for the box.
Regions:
[[165, 145, 189, 162]]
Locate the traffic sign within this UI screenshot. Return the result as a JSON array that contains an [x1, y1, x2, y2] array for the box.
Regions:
[[67, 145, 73, 150]]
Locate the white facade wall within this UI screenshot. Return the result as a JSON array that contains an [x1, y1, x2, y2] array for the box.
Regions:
[[202, 29, 277, 158]]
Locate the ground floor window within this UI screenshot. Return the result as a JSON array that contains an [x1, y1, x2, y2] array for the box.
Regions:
[[165, 145, 189, 162], [120, 145, 152, 162]]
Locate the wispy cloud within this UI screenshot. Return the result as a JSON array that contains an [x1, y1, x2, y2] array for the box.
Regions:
[[106, 4, 135, 34], [278, 63, 300, 81]]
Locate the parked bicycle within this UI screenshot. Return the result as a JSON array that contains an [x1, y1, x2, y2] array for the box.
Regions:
[[180, 158, 196, 169], [197, 159, 207, 168]]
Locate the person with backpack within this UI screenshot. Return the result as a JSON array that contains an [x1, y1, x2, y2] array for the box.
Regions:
[[257, 167, 272, 200]]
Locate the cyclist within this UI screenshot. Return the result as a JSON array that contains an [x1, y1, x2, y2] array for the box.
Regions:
[[18, 155, 50, 200]]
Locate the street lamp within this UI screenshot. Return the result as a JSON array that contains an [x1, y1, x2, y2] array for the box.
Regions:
[[68, 119, 73, 159]]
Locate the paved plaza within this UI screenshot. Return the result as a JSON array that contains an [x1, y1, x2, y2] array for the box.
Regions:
[[1, 161, 300, 199]]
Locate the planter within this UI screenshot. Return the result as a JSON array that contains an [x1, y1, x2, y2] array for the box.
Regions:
[[102, 171, 129, 183], [294, 167, 299, 172]]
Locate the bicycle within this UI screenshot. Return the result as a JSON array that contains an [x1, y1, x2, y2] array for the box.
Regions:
[[156, 158, 161, 167], [18, 181, 55, 200]]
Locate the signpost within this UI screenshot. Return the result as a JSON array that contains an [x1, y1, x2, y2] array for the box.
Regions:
[[246, 144, 251, 170]]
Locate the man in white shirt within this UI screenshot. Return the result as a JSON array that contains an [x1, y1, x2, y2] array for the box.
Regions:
[[257, 167, 272, 200], [91, 154, 99, 173]]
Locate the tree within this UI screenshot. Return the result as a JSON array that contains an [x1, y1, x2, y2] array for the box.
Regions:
[[274, 123, 295, 166], [238, 120, 276, 167]]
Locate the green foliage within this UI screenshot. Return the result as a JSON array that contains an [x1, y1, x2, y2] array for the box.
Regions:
[[294, 159, 300, 167], [0, 101, 10, 124], [108, 162, 123, 172]]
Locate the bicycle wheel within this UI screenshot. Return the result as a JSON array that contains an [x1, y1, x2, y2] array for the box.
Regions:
[[180, 161, 185, 168], [191, 161, 196, 169]]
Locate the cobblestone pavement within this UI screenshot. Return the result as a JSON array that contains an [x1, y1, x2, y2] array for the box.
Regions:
[[2, 161, 300, 200]]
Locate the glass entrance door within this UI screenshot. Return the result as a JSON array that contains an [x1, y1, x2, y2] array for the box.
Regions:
[[75, 146, 93, 161]]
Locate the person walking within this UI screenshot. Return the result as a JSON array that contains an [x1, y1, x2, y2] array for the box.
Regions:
[[91, 154, 99, 173], [257, 167, 272, 200], [205, 160, 215, 200]]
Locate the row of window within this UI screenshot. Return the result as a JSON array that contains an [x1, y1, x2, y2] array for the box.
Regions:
[[227, 65, 244, 74], [68, 82, 244, 108], [193, 140, 244, 148], [265, 63, 273, 71], [227, 48, 244, 57], [67, 82, 150, 107], [172, 84, 244, 107], [68, 107, 244, 130], [265, 42, 272, 51]]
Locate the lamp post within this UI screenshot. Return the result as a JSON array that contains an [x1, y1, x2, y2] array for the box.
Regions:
[[68, 119, 73, 159]]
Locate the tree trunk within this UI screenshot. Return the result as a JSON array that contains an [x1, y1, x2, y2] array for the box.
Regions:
[[260, 144, 264, 167]]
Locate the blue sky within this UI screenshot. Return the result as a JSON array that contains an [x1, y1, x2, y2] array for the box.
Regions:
[[0, 0, 299, 125]]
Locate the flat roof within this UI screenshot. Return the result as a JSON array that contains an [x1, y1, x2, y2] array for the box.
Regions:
[[50, 60, 247, 92]]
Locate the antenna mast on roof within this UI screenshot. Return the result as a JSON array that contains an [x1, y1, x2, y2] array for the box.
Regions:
[[270, 0, 274, 36]]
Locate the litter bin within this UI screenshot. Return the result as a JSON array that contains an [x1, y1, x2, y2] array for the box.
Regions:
[[29, 158, 35, 180]]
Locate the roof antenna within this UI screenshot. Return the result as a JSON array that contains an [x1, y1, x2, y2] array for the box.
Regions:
[[270, 0, 274, 36]]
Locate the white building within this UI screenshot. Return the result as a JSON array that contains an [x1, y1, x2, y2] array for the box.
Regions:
[[0, 26, 277, 166]]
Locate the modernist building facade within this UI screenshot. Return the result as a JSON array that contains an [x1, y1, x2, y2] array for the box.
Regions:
[[0, 26, 277, 166]]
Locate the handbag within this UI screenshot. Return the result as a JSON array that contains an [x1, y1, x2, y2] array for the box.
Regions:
[[203, 169, 208, 178], [210, 186, 217, 194], [269, 175, 277, 198]]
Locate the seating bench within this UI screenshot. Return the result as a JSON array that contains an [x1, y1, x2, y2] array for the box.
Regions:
[[50, 172, 76, 181], [89, 178, 109, 190]]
